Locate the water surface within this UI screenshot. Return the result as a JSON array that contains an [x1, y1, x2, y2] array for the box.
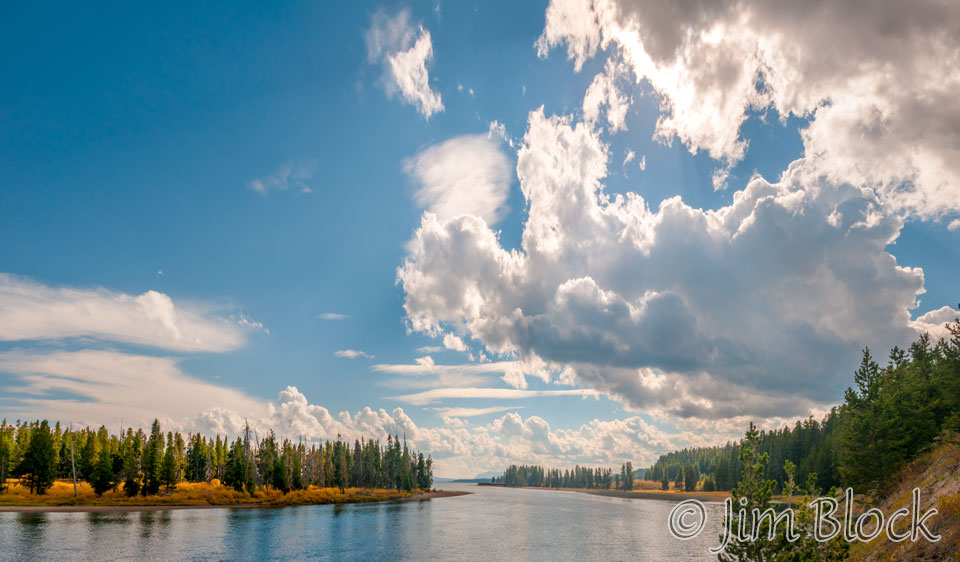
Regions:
[[0, 484, 725, 561]]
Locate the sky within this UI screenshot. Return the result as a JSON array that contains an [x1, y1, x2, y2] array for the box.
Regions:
[[2, 0, 959, 477]]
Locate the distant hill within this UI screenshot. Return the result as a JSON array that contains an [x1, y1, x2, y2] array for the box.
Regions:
[[432, 473, 495, 484]]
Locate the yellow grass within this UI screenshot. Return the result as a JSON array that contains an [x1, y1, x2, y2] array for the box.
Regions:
[[0, 479, 416, 508]]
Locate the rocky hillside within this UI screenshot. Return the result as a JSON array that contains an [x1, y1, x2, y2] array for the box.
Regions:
[[849, 435, 960, 561]]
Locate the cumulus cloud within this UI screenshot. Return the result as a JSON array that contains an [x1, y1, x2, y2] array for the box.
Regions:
[[248, 159, 317, 195], [397, 107, 937, 423], [249, 387, 675, 476], [536, 0, 960, 218], [911, 306, 960, 341], [366, 9, 443, 119], [442, 333, 468, 352], [0, 346, 735, 476], [404, 134, 513, 225], [582, 58, 630, 132], [334, 349, 374, 359], [0, 274, 255, 352]]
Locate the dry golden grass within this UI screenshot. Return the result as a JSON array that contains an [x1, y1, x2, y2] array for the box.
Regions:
[[0, 479, 416, 508]]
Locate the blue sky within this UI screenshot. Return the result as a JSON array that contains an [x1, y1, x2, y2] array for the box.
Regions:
[[2, 0, 959, 476]]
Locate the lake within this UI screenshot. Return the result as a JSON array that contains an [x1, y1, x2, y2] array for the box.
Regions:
[[0, 484, 725, 561]]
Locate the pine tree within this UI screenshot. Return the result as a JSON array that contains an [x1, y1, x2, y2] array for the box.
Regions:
[[683, 460, 698, 491], [142, 419, 163, 495], [18, 420, 57, 495], [161, 432, 178, 489], [78, 431, 97, 481], [91, 446, 115, 497], [122, 429, 142, 497], [719, 422, 776, 561]]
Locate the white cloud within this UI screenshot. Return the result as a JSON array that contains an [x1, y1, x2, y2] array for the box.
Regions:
[[0, 346, 731, 476], [0, 350, 269, 431], [390, 387, 601, 406], [536, 0, 960, 218], [397, 107, 936, 423], [404, 134, 513, 225], [582, 58, 630, 132], [622, 150, 644, 177], [416, 345, 444, 353], [911, 306, 960, 341], [429, 406, 522, 418], [334, 349, 373, 359], [366, 9, 444, 119], [948, 219, 960, 232], [206, 386, 683, 476], [442, 333, 468, 352], [248, 159, 317, 195], [373, 357, 516, 388], [317, 312, 350, 320], [0, 274, 255, 353]]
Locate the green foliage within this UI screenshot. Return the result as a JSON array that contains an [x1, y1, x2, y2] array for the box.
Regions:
[[683, 460, 698, 492], [719, 422, 776, 561], [621, 461, 634, 490], [718, 427, 847, 561], [498, 463, 616, 489], [0, 421, 12, 493], [17, 420, 57, 495], [839, 314, 960, 492], [2, 416, 432, 499], [122, 429, 142, 497], [91, 446, 115, 497], [647, 312, 960, 496], [141, 419, 163, 496], [161, 433, 178, 489]]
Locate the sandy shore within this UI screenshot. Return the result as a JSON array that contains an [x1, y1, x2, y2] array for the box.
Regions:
[[0, 489, 471, 514]]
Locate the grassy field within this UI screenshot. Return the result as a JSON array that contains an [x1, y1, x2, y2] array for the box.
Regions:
[[0, 479, 417, 509]]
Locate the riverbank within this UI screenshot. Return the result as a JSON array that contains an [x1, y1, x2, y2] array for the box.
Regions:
[[0, 480, 470, 513], [517, 486, 730, 502]]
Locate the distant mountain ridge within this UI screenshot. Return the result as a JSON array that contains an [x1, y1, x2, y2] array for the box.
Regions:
[[434, 471, 497, 483]]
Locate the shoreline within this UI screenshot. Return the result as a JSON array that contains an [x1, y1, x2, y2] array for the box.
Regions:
[[0, 489, 470, 514], [517, 486, 729, 503]]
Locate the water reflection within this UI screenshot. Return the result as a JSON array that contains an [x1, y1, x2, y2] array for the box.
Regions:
[[0, 485, 724, 561]]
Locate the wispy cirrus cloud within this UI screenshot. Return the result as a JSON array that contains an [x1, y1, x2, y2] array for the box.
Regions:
[[390, 387, 601, 406], [248, 159, 317, 195], [333, 349, 373, 359], [317, 312, 350, 320], [334, 349, 374, 359], [429, 405, 522, 418], [0, 349, 269, 430], [0, 273, 259, 353]]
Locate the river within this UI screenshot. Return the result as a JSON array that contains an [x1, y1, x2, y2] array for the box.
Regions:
[[0, 484, 725, 561]]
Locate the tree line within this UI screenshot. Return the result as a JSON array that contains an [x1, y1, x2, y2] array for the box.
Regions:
[[0, 418, 432, 496], [494, 461, 635, 490], [645, 312, 960, 494]]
